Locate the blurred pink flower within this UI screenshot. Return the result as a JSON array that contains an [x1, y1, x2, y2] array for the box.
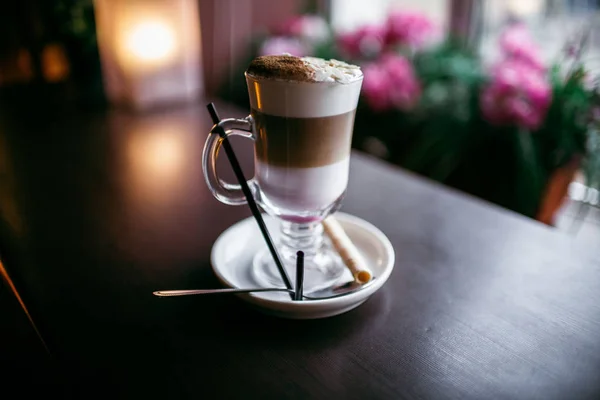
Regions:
[[338, 25, 386, 59], [362, 63, 390, 111], [385, 10, 436, 49], [481, 60, 552, 130], [259, 37, 308, 57], [499, 24, 546, 71], [381, 55, 422, 110], [362, 54, 421, 112]]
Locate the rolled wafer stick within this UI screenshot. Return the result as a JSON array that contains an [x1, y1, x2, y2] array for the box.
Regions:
[[322, 216, 373, 283]]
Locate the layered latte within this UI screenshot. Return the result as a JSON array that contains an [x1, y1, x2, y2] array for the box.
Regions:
[[246, 55, 363, 215]]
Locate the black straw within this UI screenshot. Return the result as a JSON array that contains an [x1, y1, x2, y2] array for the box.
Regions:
[[295, 251, 304, 301], [206, 103, 294, 298]]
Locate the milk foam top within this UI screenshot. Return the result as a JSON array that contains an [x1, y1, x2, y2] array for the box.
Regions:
[[246, 55, 363, 118], [302, 56, 363, 84]]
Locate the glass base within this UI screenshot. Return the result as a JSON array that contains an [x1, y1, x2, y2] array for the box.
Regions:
[[252, 247, 346, 294]]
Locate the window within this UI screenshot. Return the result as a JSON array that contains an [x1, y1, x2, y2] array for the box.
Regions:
[[330, 0, 449, 32], [479, 0, 600, 65], [329, 0, 600, 67]]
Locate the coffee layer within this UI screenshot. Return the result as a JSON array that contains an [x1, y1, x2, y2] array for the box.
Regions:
[[252, 109, 355, 168]]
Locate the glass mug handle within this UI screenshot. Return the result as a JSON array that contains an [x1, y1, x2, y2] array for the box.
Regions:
[[202, 116, 255, 205]]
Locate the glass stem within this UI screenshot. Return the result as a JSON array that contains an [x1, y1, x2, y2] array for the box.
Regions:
[[279, 221, 325, 268]]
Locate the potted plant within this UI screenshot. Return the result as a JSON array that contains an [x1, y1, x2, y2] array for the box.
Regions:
[[220, 11, 600, 224]]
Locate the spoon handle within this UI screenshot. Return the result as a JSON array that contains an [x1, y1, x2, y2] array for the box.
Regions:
[[153, 288, 291, 297]]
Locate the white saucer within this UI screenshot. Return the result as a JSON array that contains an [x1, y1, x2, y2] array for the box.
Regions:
[[210, 212, 395, 319]]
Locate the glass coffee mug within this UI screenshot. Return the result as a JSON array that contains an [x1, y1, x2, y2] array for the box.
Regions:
[[202, 71, 363, 292]]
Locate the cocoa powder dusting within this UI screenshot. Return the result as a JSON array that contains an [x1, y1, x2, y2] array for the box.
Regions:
[[246, 55, 314, 82]]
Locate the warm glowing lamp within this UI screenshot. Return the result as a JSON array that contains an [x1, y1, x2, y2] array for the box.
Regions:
[[94, 0, 203, 110]]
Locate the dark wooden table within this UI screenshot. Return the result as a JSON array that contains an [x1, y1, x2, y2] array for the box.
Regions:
[[1, 98, 600, 399]]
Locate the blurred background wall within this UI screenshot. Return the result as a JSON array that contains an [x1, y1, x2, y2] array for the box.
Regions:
[[1, 0, 599, 96], [2, 1, 599, 90], [0, 0, 310, 98]]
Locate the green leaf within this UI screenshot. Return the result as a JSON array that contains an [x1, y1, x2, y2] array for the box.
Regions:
[[514, 129, 546, 217]]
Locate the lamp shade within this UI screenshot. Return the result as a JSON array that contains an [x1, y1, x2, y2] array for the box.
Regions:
[[94, 0, 203, 110]]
